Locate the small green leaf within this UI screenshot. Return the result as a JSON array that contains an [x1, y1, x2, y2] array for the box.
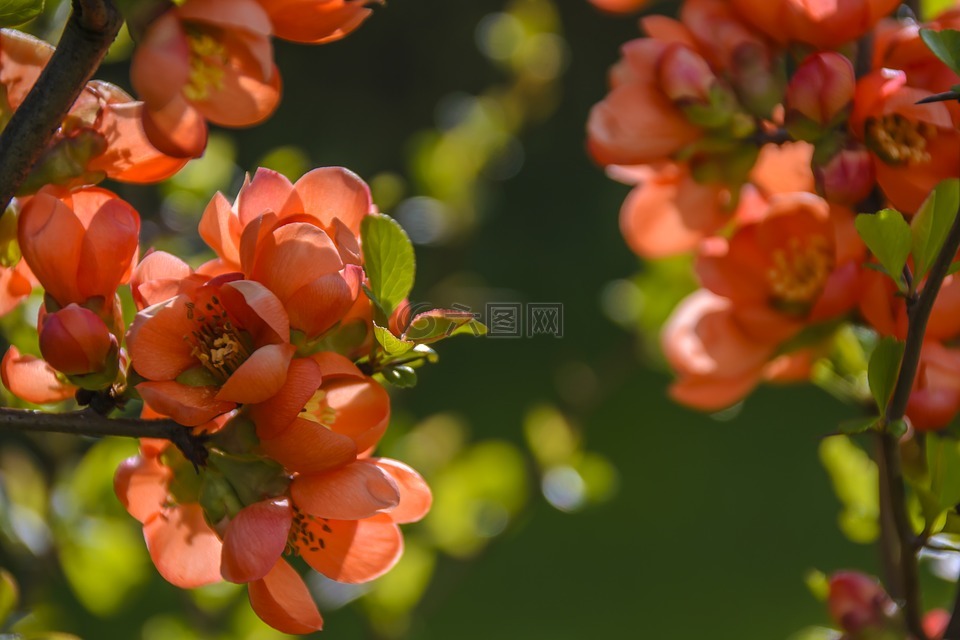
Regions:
[[361, 214, 415, 320], [855, 209, 911, 286], [867, 337, 904, 413], [839, 417, 877, 435], [381, 364, 417, 388], [803, 569, 829, 602], [911, 178, 960, 280], [927, 435, 960, 515], [0, 0, 43, 27], [0, 568, 17, 625], [402, 309, 487, 344], [373, 324, 413, 356], [921, 28, 960, 77], [820, 435, 880, 544]]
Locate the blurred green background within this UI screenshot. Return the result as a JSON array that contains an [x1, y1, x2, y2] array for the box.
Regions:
[[0, 0, 933, 638]]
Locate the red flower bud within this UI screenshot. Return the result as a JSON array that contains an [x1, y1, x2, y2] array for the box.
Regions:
[[786, 52, 854, 136], [39, 304, 117, 376], [814, 147, 875, 206], [658, 45, 715, 105], [827, 571, 897, 633]]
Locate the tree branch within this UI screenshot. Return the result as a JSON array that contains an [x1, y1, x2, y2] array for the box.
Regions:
[[0, 407, 209, 467], [0, 0, 122, 213], [881, 200, 960, 640]]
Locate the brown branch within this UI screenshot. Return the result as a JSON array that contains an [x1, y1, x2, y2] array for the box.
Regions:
[[0, 0, 122, 213], [881, 199, 960, 640], [0, 407, 209, 467]]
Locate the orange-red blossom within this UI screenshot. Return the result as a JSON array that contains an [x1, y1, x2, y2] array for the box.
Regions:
[[664, 192, 864, 410], [131, 0, 280, 158]]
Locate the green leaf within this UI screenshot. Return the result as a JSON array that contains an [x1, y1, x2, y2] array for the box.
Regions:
[[381, 364, 417, 388], [819, 435, 879, 544], [361, 214, 415, 319], [921, 28, 960, 77], [911, 178, 960, 280], [855, 209, 911, 286], [838, 417, 877, 435], [948, 261, 960, 276], [374, 323, 414, 356], [0, 0, 42, 27], [867, 337, 904, 413], [0, 569, 17, 625], [402, 309, 487, 344], [927, 435, 960, 518]]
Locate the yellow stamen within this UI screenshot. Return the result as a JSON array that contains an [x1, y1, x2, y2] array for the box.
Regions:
[[864, 113, 937, 166], [183, 30, 227, 102], [767, 235, 833, 306], [188, 297, 250, 382]]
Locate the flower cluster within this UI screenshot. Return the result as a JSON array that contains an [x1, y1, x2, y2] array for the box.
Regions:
[[588, 0, 960, 426], [129, 0, 381, 158], [0, 1, 484, 634]]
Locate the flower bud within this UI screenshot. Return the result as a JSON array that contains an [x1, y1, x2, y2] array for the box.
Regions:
[[814, 147, 875, 206], [39, 304, 118, 378], [786, 52, 855, 140], [729, 42, 785, 120], [827, 571, 898, 634]]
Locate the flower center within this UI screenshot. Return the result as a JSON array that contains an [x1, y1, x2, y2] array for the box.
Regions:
[[188, 296, 250, 382], [767, 235, 832, 307], [287, 507, 332, 555], [301, 390, 337, 427], [183, 29, 227, 102], [864, 113, 937, 166]]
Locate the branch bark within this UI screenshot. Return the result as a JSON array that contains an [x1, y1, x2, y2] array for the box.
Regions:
[[882, 200, 960, 640], [0, 0, 122, 213], [0, 407, 209, 467]]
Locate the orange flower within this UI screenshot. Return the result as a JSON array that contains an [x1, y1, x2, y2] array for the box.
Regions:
[[221, 456, 430, 633], [850, 68, 960, 213], [587, 37, 703, 166], [729, 0, 900, 49], [255, 0, 380, 44], [127, 274, 296, 426], [114, 451, 224, 589], [661, 289, 814, 410], [905, 342, 960, 431], [696, 192, 863, 337], [0, 31, 186, 188], [130, 0, 280, 158], [200, 167, 371, 337], [18, 186, 139, 309]]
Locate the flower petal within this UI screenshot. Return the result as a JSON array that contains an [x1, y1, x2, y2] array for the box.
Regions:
[[371, 458, 432, 524], [114, 454, 171, 524], [291, 461, 399, 520], [216, 343, 296, 403], [293, 167, 372, 235], [249, 358, 322, 438], [138, 380, 236, 426], [248, 559, 323, 634], [259, 417, 357, 473], [221, 498, 292, 583], [1, 346, 76, 404], [143, 503, 223, 588], [297, 513, 402, 584]]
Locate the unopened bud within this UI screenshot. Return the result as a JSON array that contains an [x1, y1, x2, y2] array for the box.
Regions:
[[786, 52, 855, 140], [814, 147, 875, 206], [827, 572, 899, 634], [39, 304, 118, 380]]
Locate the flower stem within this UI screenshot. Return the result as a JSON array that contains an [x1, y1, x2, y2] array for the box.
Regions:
[[0, 407, 209, 468], [881, 200, 960, 639], [0, 0, 122, 213]]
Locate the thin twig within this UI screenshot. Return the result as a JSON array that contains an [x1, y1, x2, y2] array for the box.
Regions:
[[0, 407, 209, 467], [0, 0, 122, 213]]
